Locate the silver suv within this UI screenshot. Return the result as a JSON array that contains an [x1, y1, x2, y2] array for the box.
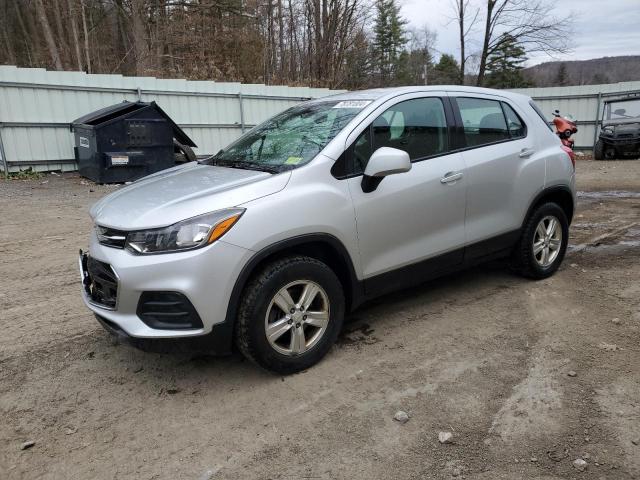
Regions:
[[80, 86, 576, 373]]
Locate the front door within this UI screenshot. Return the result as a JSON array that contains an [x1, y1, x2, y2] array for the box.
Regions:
[[345, 95, 467, 295]]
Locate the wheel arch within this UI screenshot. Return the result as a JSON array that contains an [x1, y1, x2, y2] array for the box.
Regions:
[[523, 185, 575, 227], [223, 234, 363, 344]]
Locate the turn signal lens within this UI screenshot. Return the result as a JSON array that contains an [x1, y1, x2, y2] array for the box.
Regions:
[[207, 214, 243, 243]]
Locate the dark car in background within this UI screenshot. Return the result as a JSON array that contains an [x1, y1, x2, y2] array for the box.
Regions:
[[594, 96, 640, 160]]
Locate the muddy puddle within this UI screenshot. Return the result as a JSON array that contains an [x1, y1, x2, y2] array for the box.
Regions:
[[569, 226, 640, 253], [577, 190, 640, 199]]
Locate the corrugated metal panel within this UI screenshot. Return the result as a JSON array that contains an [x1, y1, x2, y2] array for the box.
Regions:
[[511, 81, 640, 149], [0, 66, 346, 173]]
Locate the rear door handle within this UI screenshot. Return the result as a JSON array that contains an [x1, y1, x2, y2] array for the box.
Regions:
[[519, 148, 535, 158], [440, 171, 463, 184]]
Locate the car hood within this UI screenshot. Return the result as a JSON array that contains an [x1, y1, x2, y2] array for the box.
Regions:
[[90, 162, 290, 230]]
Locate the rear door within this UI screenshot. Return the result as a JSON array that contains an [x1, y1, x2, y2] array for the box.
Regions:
[[451, 95, 540, 249], [343, 94, 467, 294]]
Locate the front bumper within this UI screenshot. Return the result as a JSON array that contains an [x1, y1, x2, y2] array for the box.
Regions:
[[80, 229, 253, 340]]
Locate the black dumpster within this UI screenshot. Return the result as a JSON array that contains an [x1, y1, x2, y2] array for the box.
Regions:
[[71, 101, 197, 183]]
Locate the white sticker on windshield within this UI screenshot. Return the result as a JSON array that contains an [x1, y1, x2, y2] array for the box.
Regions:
[[333, 100, 372, 109]]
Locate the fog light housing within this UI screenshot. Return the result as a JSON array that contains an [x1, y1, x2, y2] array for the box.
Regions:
[[136, 291, 203, 330]]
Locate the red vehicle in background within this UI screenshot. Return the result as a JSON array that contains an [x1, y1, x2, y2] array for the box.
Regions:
[[552, 109, 577, 164]]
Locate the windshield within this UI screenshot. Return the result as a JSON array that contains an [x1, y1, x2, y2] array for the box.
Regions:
[[208, 100, 368, 173], [605, 98, 640, 121]]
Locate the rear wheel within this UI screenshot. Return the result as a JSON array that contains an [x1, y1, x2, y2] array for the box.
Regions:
[[594, 139, 605, 160], [235, 256, 345, 374], [512, 203, 569, 279]]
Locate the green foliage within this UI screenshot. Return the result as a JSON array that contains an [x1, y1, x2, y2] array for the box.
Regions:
[[431, 54, 461, 85], [343, 30, 374, 89], [7, 168, 43, 180], [485, 34, 531, 89], [372, 0, 408, 85]]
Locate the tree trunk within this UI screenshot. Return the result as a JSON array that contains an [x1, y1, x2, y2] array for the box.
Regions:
[[34, 0, 63, 70], [313, 0, 321, 82], [277, 0, 284, 78], [81, 0, 91, 73], [1, 25, 16, 65], [52, 0, 68, 67], [13, 1, 35, 66], [476, 0, 495, 86], [67, 0, 83, 71], [458, 0, 465, 85], [130, 0, 150, 75]]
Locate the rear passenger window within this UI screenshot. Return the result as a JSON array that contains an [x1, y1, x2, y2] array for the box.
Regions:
[[456, 97, 510, 146], [502, 103, 526, 138]]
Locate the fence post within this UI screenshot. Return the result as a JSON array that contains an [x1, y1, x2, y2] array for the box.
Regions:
[[0, 124, 8, 177], [592, 92, 602, 149], [238, 92, 246, 133]]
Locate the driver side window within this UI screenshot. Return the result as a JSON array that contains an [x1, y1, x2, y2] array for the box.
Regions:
[[350, 97, 449, 175]]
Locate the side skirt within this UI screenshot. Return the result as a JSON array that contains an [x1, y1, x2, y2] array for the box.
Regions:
[[360, 229, 521, 301]]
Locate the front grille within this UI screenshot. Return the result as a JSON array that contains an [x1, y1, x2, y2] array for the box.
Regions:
[[137, 292, 203, 330], [96, 225, 127, 249], [86, 257, 118, 308]]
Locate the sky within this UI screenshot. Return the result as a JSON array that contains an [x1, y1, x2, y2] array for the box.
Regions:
[[400, 0, 640, 66]]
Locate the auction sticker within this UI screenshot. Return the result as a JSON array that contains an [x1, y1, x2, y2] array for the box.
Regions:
[[333, 100, 372, 109]]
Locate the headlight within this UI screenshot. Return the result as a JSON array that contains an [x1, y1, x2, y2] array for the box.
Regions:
[[602, 126, 614, 135], [125, 208, 245, 254]]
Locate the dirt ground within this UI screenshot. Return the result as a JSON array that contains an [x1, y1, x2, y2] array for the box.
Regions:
[[1, 159, 639, 480]]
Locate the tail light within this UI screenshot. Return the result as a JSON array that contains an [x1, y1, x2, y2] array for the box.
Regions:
[[561, 145, 576, 169]]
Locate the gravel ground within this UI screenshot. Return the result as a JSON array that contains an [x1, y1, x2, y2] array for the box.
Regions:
[[1, 160, 639, 479]]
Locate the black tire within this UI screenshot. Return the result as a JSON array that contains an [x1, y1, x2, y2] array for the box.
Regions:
[[604, 147, 617, 160], [593, 139, 605, 160], [174, 139, 197, 163], [235, 255, 345, 374], [511, 202, 569, 280]]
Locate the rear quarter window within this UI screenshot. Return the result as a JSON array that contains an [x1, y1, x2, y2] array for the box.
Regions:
[[529, 100, 553, 131]]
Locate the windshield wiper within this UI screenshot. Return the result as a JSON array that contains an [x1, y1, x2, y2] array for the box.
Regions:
[[213, 158, 280, 174]]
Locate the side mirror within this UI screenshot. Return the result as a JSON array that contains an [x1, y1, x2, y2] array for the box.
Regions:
[[361, 147, 411, 193]]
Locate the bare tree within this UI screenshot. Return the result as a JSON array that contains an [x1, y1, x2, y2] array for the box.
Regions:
[[34, 0, 63, 69], [0, 0, 369, 88], [476, 0, 573, 86], [80, 0, 91, 73], [449, 0, 479, 85], [407, 25, 437, 85], [67, 0, 84, 71]]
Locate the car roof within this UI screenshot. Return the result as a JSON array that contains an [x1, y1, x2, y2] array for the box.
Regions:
[[312, 85, 531, 104]]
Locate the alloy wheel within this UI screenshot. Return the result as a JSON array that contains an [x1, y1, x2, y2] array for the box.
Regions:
[[264, 280, 330, 356], [533, 215, 562, 268]]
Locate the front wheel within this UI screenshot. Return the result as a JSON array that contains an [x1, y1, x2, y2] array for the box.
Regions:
[[511, 203, 569, 279], [235, 256, 345, 374]]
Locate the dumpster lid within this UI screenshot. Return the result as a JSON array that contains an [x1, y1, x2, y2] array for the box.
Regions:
[[72, 101, 196, 147]]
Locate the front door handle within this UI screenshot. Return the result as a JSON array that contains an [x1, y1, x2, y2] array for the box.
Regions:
[[519, 148, 535, 158], [440, 171, 463, 184]]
